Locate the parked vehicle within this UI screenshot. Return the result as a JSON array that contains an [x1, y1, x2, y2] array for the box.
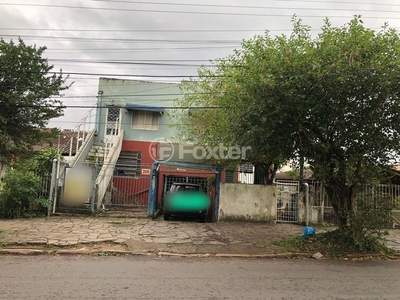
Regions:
[[163, 183, 210, 222]]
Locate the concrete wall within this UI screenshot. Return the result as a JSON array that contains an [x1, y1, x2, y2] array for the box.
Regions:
[[218, 183, 277, 222], [297, 191, 307, 225]]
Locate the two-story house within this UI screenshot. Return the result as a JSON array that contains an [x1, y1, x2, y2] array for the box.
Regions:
[[90, 77, 225, 219]]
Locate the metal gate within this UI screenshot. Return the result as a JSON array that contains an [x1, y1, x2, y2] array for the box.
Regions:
[[309, 181, 337, 225], [276, 180, 299, 223], [162, 175, 208, 199], [103, 164, 150, 212]]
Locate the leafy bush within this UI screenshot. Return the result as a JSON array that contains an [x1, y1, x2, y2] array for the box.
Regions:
[[0, 164, 41, 218], [0, 149, 60, 218], [346, 196, 392, 252], [1, 162, 53, 218]]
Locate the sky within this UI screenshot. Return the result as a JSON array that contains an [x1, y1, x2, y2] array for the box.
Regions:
[[1, 0, 400, 130]]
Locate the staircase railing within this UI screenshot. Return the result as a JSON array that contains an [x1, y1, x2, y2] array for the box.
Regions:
[[94, 129, 124, 210], [61, 106, 97, 166]]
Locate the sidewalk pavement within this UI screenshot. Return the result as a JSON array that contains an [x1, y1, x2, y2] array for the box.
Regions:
[[0, 217, 399, 256]]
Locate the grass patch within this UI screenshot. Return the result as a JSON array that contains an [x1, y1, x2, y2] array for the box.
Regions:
[[0, 230, 5, 247], [273, 229, 395, 259]]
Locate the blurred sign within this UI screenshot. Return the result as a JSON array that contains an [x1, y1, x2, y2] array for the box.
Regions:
[[141, 168, 151, 175], [62, 166, 92, 206]]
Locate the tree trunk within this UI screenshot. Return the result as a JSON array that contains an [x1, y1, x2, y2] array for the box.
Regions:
[[254, 163, 278, 185], [325, 183, 358, 230]]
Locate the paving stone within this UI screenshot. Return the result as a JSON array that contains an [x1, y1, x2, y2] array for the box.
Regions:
[[206, 241, 227, 245], [174, 239, 192, 244], [25, 240, 47, 245], [193, 241, 204, 245], [2, 217, 400, 256], [138, 231, 153, 236], [113, 239, 127, 243], [152, 238, 177, 244], [98, 234, 115, 240], [86, 233, 100, 239], [115, 234, 132, 240]]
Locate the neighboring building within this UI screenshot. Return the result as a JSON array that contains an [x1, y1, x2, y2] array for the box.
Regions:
[[34, 129, 85, 163]]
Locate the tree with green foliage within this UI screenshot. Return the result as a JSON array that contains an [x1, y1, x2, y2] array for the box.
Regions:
[[173, 16, 400, 235], [35, 147, 59, 177], [0, 38, 70, 163]]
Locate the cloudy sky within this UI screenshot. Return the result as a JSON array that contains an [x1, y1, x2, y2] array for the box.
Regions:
[[1, 0, 400, 129]]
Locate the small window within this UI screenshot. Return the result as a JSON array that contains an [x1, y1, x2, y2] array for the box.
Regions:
[[239, 164, 254, 174], [225, 170, 235, 183], [132, 110, 159, 131]]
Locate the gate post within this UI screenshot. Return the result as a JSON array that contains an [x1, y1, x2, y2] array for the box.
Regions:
[[214, 166, 222, 222], [90, 163, 98, 213], [148, 162, 158, 218], [304, 183, 309, 226], [48, 159, 58, 217]]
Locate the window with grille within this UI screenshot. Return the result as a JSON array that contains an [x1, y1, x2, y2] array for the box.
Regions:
[[131, 110, 159, 131], [106, 107, 120, 135], [225, 170, 235, 183], [239, 164, 254, 173]]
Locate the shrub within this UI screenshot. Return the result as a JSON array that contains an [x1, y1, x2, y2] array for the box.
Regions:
[[0, 164, 41, 218]]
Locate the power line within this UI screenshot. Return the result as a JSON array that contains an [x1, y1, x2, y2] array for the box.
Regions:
[[47, 119, 204, 126], [1, 26, 397, 34], [1, 3, 400, 18], [53, 92, 209, 99], [63, 72, 219, 78], [0, 28, 266, 33], [44, 47, 236, 51], [47, 58, 217, 67], [276, 0, 400, 8], [0, 104, 225, 109], [94, 0, 400, 10], [0, 34, 241, 44]]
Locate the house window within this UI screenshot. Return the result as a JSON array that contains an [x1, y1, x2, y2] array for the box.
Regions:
[[239, 164, 254, 173], [132, 110, 159, 131], [106, 107, 120, 135], [225, 170, 235, 183]]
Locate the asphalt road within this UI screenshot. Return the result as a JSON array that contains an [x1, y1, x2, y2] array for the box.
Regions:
[[1, 256, 399, 300]]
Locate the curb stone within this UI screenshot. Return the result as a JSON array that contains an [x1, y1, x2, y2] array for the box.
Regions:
[[0, 249, 46, 255], [157, 252, 313, 259], [91, 250, 132, 256], [57, 248, 91, 255], [0, 247, 399, 259]]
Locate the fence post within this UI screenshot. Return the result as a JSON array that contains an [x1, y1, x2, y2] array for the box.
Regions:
[[303, 183, 309, 226], [52, 156, 62, 214], [47, 159, 57, 217], [214, 166, 221, 222], [148, 163, 158, 218], [91, 163, 98, 213]]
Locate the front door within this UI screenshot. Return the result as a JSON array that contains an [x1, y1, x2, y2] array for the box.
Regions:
[[105, 107, 121, 140]]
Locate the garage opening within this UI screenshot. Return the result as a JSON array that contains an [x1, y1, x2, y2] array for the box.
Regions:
[[148, 161, 221, 222]]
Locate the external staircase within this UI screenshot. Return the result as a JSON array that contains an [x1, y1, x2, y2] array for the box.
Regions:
[[84, 144, 106, 165], [52, 106, 123, 213]]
